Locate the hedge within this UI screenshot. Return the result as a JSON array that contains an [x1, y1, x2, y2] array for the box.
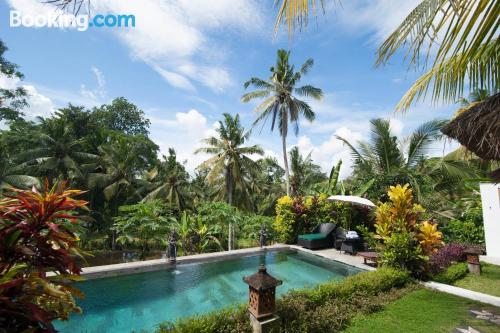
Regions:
[[432, 262, 468, 284], [157, 267, 412, 333]]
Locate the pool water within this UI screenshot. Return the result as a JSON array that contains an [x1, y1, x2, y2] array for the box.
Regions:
[[55, 250, 361, 333]]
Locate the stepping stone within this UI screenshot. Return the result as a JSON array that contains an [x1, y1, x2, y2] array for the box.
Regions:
[[470, 310, 486, 316], [490, 318, 500, 325], [453, 326, 481, 333]]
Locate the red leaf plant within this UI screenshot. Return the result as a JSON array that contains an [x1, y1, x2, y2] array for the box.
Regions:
[[0, 180, 89, 332]]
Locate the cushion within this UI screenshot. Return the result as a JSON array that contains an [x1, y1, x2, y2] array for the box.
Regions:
[[298, 233, 327, 241]]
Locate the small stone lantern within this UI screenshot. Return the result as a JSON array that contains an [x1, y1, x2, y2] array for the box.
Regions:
[[464, 248, 482, 275], [243, 265, 282, 333]]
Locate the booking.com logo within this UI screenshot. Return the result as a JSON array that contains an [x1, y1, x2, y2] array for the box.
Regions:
[[9, 11, 135, 31]]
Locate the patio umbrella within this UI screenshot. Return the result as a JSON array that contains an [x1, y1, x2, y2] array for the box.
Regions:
[[327, 195, 376, 208]]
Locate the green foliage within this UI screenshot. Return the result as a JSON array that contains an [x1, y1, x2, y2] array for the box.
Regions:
[[174, 211, 223, 255], [274, 194, 339, 244], [380, 232, 425, 274], [196, 113, 263, 211], [274, 196, 297, 243], [289, 146, 326, 196], [0, 40, 27, 122], [92, 97, 151, 135], [113, 200, 175, 257], [442, 198, 484, 245], [157, 268, 412, 333], [196, 201, 276, 250], [373, 184, 444, 277], [433, 262, 468, 284], [144, 149, 191, 211], [443, 220, 485, 245]]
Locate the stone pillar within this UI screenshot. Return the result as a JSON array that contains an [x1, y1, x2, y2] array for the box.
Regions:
[[249, 314, 279, 333]]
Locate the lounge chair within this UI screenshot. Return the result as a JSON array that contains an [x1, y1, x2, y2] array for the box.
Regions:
[[297, 223, 337, 249]]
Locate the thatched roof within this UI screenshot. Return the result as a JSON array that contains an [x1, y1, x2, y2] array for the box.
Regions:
[[442, 93, 500, 161]]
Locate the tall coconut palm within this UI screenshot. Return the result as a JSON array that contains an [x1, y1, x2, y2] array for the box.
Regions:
[[241, 49, 323, 195], [87, 134, 157, 248], [288, 146, 326, 196], [17, 120, 97, 183], [195, 113, 263, 250], [143, 149, 191, 211]]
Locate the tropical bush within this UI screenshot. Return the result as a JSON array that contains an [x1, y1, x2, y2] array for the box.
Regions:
[[113, 200, 175, 257], [442, 198, 484, 245], [158, 267, 412, 333], [380, 232, 424, 274], [0, 182, 87, 332], [373, 184, 443, 276], [428, 243, 468, 275], [274, 194, 339, 243], [239, 214, 275, 247], [432, 262, 468, 284]]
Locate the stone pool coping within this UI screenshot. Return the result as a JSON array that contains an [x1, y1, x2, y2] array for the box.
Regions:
[[58, 244, 371, 280]]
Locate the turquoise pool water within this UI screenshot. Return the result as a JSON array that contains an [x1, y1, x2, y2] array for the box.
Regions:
[[55, 250, 361, 333]]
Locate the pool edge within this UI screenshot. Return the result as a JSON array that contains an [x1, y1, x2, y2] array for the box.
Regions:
[[74, 245, 290, 280], [51, 244, 372, 280]]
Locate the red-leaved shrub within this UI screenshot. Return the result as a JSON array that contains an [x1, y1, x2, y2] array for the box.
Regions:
[[0, 181, 88, 332]]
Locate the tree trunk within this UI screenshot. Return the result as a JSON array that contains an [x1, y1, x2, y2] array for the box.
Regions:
[[282, 134, 291, 196], [226, 166, 234, 251]]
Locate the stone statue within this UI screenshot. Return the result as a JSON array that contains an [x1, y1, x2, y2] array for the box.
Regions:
[[259, 225, 267, 248], [167, 231, 178, 263]]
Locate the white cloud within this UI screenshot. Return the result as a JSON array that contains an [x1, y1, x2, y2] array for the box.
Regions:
[[147, 109, 218, 172], [6, 0, 264, 92], [0, 74, 55, 119], [22, 85, 55, 118], [336, 0, 421, 44], [80, 66, 107, 102], [151, 65, 196, 91], [91, 0, 263, 92], [297, 127, 364, 179]]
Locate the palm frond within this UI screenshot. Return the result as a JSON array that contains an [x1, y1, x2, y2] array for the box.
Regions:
[[394, 38, 499, 111], [294, 85, 323, 99], [335, 135, 367, 165], [274, 0, 327, 36], [406, 119, 447, 167], [243, 77, 273, 89]]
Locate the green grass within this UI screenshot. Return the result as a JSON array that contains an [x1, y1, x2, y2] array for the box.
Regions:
[[342, 289, 500, 333], [453, 262, 500, 297]]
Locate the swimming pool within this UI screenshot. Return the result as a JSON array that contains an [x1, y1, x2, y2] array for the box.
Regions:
[[55, 250, 362, 333]]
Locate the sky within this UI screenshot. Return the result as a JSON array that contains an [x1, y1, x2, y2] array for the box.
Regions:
[[1, 0, 460, 178]]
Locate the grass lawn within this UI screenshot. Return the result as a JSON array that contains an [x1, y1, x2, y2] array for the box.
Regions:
[[453, 262, 500, 297], [342, 289, 500, 333]]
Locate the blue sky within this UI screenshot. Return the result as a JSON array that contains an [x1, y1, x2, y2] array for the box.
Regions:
[[1, 0, 459, 177]]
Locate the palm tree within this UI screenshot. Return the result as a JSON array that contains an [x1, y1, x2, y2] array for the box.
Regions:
[[196, 113, 263, 250], [288, 146, 326, 196], [18, 120, 98, 183], [336, 118, 472, 200], [0, 147, 39, 192], [241, 49, 323, 195], [87, 134, 155, 248], [143, 149, 191, 211]]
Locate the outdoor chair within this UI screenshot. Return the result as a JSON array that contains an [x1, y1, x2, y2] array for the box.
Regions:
[[297, 223, 337, 250], [334, 227, 347, 250]]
